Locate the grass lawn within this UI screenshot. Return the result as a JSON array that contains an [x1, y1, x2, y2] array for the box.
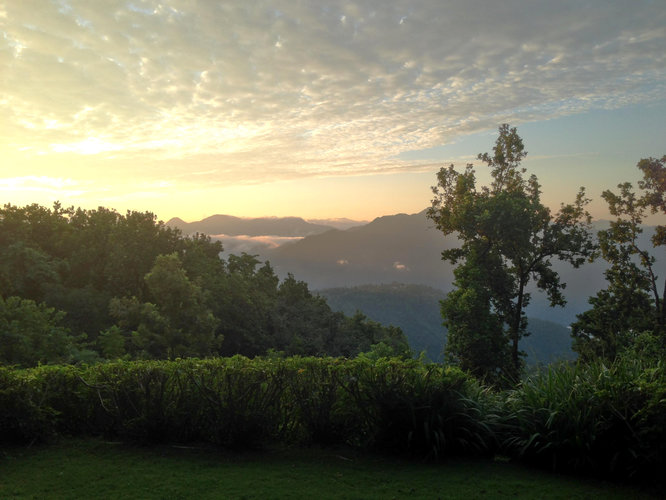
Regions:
[[0, 439, 659, 499]]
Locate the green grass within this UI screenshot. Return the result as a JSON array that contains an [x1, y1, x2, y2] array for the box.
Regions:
[[0, 439, 658, 499]]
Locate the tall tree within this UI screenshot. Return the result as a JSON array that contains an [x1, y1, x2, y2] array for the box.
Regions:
[[572, 156, 665, 360], [427, 124, 595, 381]]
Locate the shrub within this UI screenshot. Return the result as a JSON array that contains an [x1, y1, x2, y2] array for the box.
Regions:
[[3, 353, 662, 484], [338, 358, 498, 458], [282, 356, 351, 445], [188, 356, 286, 448], [84, 360, 186, 443], [0, 367, 58, 444], [503, 357, 666, 481]]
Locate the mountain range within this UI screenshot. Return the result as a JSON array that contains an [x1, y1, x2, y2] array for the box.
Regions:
[[166, 214, 335, 237], [166, 211, 658, 328]]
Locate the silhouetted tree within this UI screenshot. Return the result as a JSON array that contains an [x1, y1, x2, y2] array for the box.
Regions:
[[428, 124, 595, 382], [572, 155, 665, 360]]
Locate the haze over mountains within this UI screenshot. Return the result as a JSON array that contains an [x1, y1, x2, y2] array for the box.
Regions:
[[167, 215, 367, 255], [320, 283, 576, 364], [168, 215, 332, 237], [166, 211, 657, 329]]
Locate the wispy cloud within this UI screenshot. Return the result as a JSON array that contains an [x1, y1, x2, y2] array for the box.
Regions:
[[0, 175, 87, 196], [2, 0, 664, 184]]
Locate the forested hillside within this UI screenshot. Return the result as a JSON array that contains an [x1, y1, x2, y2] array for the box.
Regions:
[[320, 284, 575, 364], [0, 203, 409, 367], [164, 210, 659, 330], [262, 214, 658, 327], [320, 284, 446, 361]]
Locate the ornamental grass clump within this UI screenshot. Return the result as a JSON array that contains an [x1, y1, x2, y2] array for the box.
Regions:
[[502, 357, 666, 481]]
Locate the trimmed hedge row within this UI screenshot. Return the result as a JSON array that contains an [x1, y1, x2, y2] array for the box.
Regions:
[[1, 356, 664, 482], [0, 357, 494, 458]]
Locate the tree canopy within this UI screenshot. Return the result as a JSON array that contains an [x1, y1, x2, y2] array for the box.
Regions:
[[0, 203, 409, 367], [572, 155, 665, 361], [427, 124, 595, 382]]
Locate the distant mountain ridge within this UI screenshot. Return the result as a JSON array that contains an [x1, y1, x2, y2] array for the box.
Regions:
[[266, 210, 458, 290], [167, 210, 659, 328], [166, 214, 336, 237], [265, 212, 658, 326], [306, 218, 369, 230]]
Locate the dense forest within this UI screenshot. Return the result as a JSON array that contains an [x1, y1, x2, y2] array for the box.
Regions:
[[0, 203, 409, 367]]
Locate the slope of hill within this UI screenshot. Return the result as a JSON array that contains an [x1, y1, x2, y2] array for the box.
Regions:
[[306, 218, 368, 230], [319, 284, 576, 364], [266, 211, 608, 325], [320, 284, 446, 361], [267, 211, 458, 291], [169, 210, 658, 328]]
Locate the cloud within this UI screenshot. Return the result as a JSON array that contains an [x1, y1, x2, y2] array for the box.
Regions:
[[0, 175, 86, 196], [393, 261, 409, 271], [2, 0, 665, 183], [211, 234, 303, 255]]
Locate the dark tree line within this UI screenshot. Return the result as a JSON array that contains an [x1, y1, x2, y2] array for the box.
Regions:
[[427, 125, 595, 383], [0, 204, 409, 367], [428, 125, 664, 384], [571, 155, 665, 361]]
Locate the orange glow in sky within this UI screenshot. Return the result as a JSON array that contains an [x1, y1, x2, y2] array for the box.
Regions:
[[2, 1, 665, 223]]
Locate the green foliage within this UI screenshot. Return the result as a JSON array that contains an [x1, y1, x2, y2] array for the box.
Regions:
[[0, 367, 58, 444], [428, 125, 595, 381], [97, 325, 128, 360], [321, 285, 577, 365], [1, 357, 665, 484], [144, 253, 220, 357], [0, 364, 94, 443], [0, 242, 60, 301], [0, 296, 80, 367], [283, 357, 350, 444], [338, 358, 498, 458], [321, 284, 446, 361], [440, 252, 511, 385], [341, 312, 412, 359], [0, 202, 408, 364], [0, 358, 490, 459], [572, 155, 666, 361], [184, 356, 286, 448], [503, 357, 666, 480]]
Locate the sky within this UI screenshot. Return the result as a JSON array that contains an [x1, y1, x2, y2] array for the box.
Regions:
[[1, 0, 665, 223]]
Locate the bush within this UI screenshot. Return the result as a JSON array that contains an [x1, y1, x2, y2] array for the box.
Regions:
[[338, 358, 498, 458], [502, 357, 666, 481], [2, 354, 663, 484], [0, 367, 58, 444], [282, 357, 351, 445]]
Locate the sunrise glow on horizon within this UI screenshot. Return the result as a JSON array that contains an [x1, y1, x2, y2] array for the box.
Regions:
[[2, 1, 665, 224]]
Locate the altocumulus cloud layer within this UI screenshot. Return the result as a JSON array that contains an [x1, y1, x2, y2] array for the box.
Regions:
[[2, 0, 665, 187]]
